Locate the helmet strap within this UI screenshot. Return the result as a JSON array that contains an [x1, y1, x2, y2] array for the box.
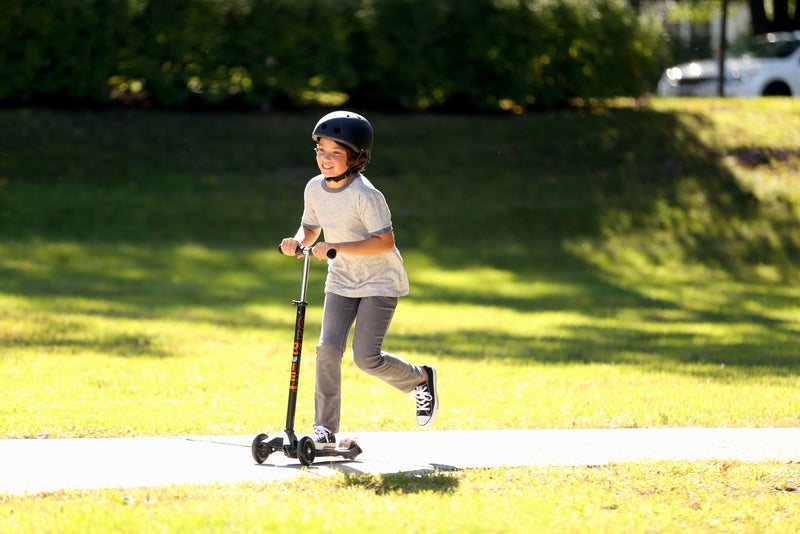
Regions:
[[324, 161, 363, 183]]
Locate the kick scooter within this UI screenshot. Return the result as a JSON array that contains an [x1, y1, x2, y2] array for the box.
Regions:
[[251, 245, 362, 466]]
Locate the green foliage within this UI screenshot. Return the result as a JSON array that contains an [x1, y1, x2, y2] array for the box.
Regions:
[[0, 0, 128, 105], [119, 0, 227, 107], [220, 0, 361, 107], [0, 0, 669, 110]]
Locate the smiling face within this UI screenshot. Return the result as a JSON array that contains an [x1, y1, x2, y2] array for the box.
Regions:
[[315, 137, 352, 179]]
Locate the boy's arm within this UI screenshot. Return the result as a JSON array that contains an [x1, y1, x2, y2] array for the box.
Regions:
[[313, 231, 394, 259], [295, 225, 321, 247], [280, 225, 320, 256]]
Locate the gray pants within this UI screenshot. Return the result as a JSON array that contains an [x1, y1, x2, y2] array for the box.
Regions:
[[314, 292, 423, 433]]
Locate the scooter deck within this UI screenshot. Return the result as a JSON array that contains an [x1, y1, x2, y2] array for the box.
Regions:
[[316, 438, 363, 460], [251, 432, 362, 465]]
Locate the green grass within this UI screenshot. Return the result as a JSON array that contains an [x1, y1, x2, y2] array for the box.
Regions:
[[3, 463, 800, 533], [1, 99, 800, 531], [2, 240, 798, 436]]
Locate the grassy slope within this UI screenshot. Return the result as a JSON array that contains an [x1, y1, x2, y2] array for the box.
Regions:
[[1, 100, 799, 437], [2, 100, 800, 533], [2, 101, 798, 266]]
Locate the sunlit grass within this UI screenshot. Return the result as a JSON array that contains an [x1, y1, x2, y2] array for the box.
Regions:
[[651, 97, 800, 149], [2, 100, 800, 531], [3, 462, 800, 533], [2, 237, 799, 438]]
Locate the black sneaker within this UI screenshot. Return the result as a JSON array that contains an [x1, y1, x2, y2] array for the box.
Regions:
[[414, 365, 438, 427], [311, 426, 336, 451]]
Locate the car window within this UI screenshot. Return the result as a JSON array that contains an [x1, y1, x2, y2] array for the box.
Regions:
[[728, 38, 800, 59], [773, 41, 800, 58]]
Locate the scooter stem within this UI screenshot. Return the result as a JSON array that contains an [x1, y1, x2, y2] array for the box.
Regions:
[[297, 249, 311, 304], [279, 245, 336, 435], [285, 249, 311, 434]]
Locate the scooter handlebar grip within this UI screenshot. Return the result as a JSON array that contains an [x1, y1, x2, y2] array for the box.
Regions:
[[277, 244, 298, 255], [278, 244, 336, 259]]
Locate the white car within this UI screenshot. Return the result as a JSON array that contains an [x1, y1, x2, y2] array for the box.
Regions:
[[658, 31, 800, 97]]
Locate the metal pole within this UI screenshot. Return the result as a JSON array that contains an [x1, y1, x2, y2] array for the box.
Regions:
[[285, 249, 311, 435], [717, 0, 728, 97]]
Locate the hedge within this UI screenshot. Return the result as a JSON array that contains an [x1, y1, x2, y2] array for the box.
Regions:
[[0, 0, 668, 110], [0, 0, 128, 106]]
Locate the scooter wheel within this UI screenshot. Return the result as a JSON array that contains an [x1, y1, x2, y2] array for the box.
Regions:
[[297, 435, 316, 466], [251, 433, 271, 464]]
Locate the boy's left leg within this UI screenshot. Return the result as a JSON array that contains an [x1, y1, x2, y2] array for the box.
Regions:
[[351, 296, 424, 393], [352, 296, 439, 427]]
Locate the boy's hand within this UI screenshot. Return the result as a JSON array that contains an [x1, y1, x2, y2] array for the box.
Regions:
[[279, 238, 302, 257], [312, 242, 335, 260]]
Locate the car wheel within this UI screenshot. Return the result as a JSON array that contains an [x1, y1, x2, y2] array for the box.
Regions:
[[762, 82, 791, 96]]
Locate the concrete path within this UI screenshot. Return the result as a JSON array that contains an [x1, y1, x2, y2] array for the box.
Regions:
[[3, 428, 800, 496]]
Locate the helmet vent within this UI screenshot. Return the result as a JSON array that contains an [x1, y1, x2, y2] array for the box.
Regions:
[[334, 127, 342, 133]]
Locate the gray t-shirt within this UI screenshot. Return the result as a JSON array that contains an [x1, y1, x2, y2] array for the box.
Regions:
[[301, 173, 410, 298]]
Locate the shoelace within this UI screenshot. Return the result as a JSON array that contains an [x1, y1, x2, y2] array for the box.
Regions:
[[312, 427, 332, 443], [413, 386, 432, 412]]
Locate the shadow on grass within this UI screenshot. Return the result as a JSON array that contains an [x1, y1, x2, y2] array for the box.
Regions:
[[335, 470, 460, 495], [0, 318, 175, 359], [1, 108, 798, 372], [389, 317, 800, 378], [2, 107, 796, 272], [390, 239, 800, 375], [1, 239, 797, 377], [1, 238, 797, 375], [0, 243, 327, 358]]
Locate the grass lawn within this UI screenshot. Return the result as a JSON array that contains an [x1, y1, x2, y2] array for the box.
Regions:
[[1, 98, 799, 531], [3, 463, 800, 533]]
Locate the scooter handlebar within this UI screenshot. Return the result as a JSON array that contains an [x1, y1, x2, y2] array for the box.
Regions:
[[278, 244, 337, 259]]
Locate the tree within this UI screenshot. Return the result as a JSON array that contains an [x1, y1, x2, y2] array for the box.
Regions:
[[749, 0, 800, 33]]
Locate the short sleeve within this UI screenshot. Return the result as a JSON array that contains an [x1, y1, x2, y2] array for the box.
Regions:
[[360, 188, 393, 237], [301, 180, 321, 230]]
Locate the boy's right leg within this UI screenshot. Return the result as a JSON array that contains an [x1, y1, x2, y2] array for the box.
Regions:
[[314, 293, 358, 435]]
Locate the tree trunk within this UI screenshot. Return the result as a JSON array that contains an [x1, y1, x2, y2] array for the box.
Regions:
[[749, 0, 769, 34], [773, 0, 792, 31], [718, 0, 728, 97], [794, 0, 800, 29], [749, 0, 800, 34]]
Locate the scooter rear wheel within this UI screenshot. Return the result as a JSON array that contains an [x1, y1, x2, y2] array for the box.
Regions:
[[297, 436, 316, 466], [251, 433, 271, 464]]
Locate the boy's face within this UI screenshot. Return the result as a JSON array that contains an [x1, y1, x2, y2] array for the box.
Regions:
[[315, 137, 350, 178]]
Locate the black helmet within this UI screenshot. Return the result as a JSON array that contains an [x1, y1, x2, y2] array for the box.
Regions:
[[312, 111, 373, 163]]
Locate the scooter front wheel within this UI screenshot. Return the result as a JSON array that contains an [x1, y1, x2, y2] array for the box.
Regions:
[[251, 433, 272, 464], [297, 436, 316, 466]]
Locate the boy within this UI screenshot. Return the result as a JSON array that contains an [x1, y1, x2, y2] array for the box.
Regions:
[[279, 111, 439, 449]]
